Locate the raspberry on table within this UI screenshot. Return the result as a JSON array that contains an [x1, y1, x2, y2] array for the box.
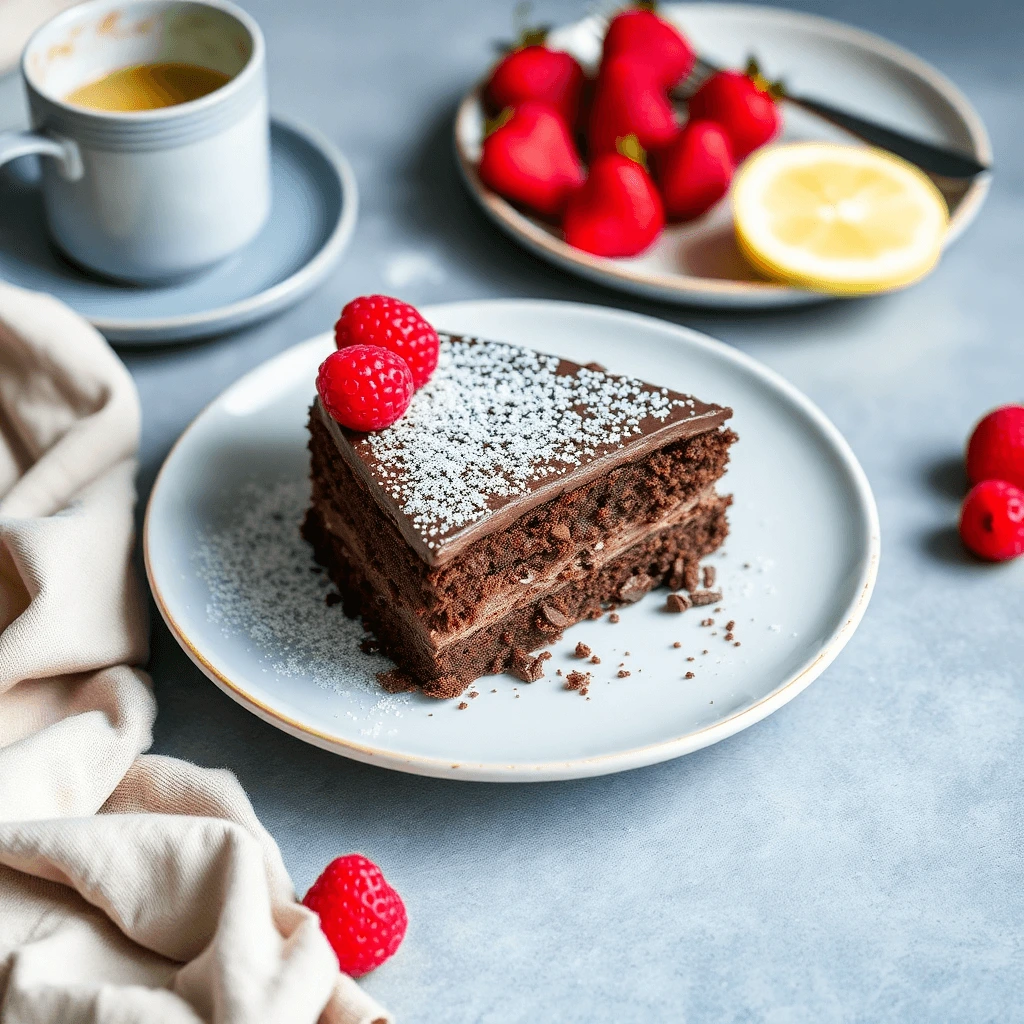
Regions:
[[335, 294, 439, 389], [958, 479, 1024, 561], [966, 404, 1024, 491], [316, 344, 414, 432], [302, 854, 408, 978]]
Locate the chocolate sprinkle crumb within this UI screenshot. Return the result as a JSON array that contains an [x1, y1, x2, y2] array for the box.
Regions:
[[617, 669, 631, 678], [701, 618, 714, 627], [665, 593, 692, 613], [608, 612, 620, 623], [703, 566, 717, 588], [726, 620, 736, 632], [691, 589, 723, 607]]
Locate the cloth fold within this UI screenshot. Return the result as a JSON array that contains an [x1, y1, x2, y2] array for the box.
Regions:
[[0, 281, 390, 1024]]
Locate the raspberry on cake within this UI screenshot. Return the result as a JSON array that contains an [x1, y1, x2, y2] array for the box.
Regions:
[[304, 332, 737, 698]]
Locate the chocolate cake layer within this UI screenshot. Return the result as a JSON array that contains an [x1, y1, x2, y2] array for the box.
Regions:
[[307, 405, 735, 640], [306, 404, 736, 694], [321, 334, 732, 566], [305, 492, 731, 696]]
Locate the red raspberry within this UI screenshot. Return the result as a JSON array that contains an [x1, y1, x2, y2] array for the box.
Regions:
[[966, 404, 1024, 490], [335, 295, 439, 389], [316, 345, 414, 432], [958, 479, 1024, 561], [302, 854, 408, 978]]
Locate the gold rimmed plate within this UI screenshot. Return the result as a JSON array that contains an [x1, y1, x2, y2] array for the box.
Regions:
[[145, 300, 879, 781]]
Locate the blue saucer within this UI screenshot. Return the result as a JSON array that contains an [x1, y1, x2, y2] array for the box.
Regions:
[[0, 117, 357, 344]]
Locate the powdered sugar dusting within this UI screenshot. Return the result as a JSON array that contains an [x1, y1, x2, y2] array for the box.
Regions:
[[363, 335, 700, 549], [193, 478, 411, 719]]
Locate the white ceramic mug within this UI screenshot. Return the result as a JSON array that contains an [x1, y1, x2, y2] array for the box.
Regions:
[[0, 0, 270, 283]]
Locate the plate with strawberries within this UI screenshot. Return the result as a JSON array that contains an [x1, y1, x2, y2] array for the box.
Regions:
[[455, 2, 991, 308]]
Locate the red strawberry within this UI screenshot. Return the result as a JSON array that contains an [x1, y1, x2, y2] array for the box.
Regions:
[[563, 138, 664, 257], [602, 6, 695, 89], [959, 479, 1024, 561], [303, 854, 408, 978], [478, 102, 585, 218], [486, 44, 586, 127], [688, 65, 782, 161], [966, 405, 1024, 490], [656, 120, 734, 221], [316, 345, 414, 432], [588, 55, 677, 157], [335, 294, 439, 389]]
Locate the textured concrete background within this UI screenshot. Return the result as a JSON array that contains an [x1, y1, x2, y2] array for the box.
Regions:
[[13, 0, 1024, 1019]]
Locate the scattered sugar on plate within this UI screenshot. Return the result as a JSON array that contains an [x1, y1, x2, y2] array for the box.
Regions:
[[193, 478, 410, 716]]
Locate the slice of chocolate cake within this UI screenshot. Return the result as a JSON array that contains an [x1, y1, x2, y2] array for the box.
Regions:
[[304, 334, 736, 698]]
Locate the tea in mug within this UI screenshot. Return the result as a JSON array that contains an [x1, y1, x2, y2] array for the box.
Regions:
[[65, 62, 230, 112]]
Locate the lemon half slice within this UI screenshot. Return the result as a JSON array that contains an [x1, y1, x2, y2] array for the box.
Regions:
[[733, 142, 949, 295]]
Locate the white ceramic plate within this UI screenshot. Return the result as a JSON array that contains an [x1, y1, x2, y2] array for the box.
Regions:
[[145, 300, 879, 781], [454, 2, 991, 309]]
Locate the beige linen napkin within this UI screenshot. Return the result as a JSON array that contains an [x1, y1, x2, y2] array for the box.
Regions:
[[0, 281, 391, 1024]]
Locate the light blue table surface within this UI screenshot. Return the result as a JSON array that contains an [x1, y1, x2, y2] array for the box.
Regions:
[[12, 0, 1024, 1019]]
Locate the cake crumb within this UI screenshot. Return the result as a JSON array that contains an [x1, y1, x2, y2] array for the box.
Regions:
[[617, 669, 631, 678], [608, 612, 620, 623], [701, 618, 714, 627], [550, 523, 572, 542], [580, 687, 589, 696], [685, 671, 695, 679], [703, 566, 717, 588], [422, 674, 464, 700], [672, 641, 682, 649], [725, 632, 734, 641], [734, 641, 742, 647], [565, 670, 590, 691], [702, 649, 709, 655], [691, 589, 723, 607], [683, 561, 700, 592], [590, 655, 601, 665], [510, 649, 548, 682], [624, 651, 631, 656], [377, 669, 417, 694], [726, 620, 736, 631], [468, 691, 479, 699], [665, 593, 691, 613], [491, 689, 498, 693], [457, 702, 468, 710], [575, 642, 592, 658], [686, 656, 694, 662]]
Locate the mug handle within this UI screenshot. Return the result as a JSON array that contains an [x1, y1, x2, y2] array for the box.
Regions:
[[0, 130, 83, 180]]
